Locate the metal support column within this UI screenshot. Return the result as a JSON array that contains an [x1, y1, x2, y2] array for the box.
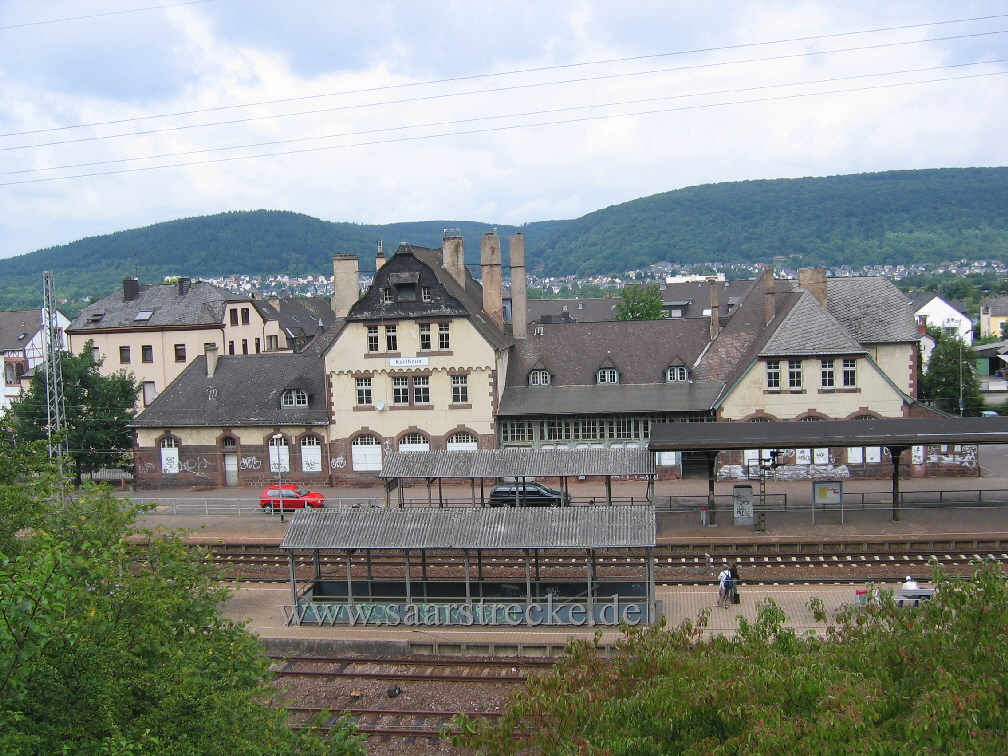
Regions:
[[480, 478, 485, 506], [427, 479, 433, 507], [288, 552, 298, 625], [477, 549, 484, 600], [888, 446, 908, 522], [438, 477, 443, 507], [470, 478, 476, 506], [706, 452, 718, 526], [464, 550, 472, 606], [605, 476, 612, 505], [346, 549, 354, 608], [586, 549, 594, 626], [404, 549, 412, 605], [524, 549, 532, 611], [313, 549, 321, 581], [367, 550, 373, 600], [646, 547, 655, 624]]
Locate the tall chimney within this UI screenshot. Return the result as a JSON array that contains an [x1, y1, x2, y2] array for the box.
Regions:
[[509, 233, 527, 339], [375, 240, 386, 271], [764, 267, 776, 326], [708, 277, 720, 340], [798, 267, 828, 308], [331, 254, 359, 318], [177, 277, 191, 296], [123, 278, 140, 302], [480, 230, 504, 328], [442, 230, 466, 288], [205, 344, 219, 377]]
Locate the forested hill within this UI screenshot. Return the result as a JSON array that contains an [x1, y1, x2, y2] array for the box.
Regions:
[[0, 214, 567, 312], [2, 166, 1008, 311], [532, 167, 1008, 276]]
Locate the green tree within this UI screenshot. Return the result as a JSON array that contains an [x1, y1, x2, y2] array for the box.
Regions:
[[9, 341, 140, 485], [457, 562, 1008, 755], [920, 331, 984, 415], [615, 284, 665, 321], [0, 447, 364, 756]]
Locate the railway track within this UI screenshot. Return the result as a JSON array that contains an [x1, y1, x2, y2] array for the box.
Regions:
[[288, 707, 502, 738], [272, 654, 550, 683]]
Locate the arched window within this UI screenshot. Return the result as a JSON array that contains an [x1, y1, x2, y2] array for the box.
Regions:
[[799, 416, 823, 421], [160, 437, 179, 474], [222, 436, 237, 447], [596, 368, 619, 384], [399, 433, 430, 452], [446, 431, 478, 451], [748, 417, 772, 422], [529, 369, 551, 386], [268, 435, 290, 473], [300, 436, 322, 472], [666, 365, 688, 382], [351, 434, 382, 471], [281, 389, 308, 407]]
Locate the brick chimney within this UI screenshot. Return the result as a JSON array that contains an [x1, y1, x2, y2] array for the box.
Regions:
[[442, 230, 466, 288], [480, 230, 503, 328], [708, 277, 720, 340], [764, 267, 776, 326], [123, 278, 140, 301], [375, 240, 386, 271], [509, 233, 527, 339], [177, 277, 191, 296], [798, 267, 828, 308], [331, 254, 359, 318]]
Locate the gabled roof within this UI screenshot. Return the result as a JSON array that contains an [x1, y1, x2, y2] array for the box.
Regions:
[[0, 309, 42, 351], [68, 281, 232, 331], [827, 277, 919, 344], [982, 296, 1008, 318], [662, 279, 754, 317], [526, 298, 619, 323], [131, 351, 328, 428], [346, 244, 511, 350], [759, 291, 867, 357]]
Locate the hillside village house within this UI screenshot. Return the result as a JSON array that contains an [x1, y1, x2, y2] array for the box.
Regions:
[[980, 296, 1008, 338], [66, 277, 333, 408], [0, 308, 70, 412]]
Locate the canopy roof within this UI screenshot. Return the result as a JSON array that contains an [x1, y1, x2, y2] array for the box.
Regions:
[[648, 417, 1008, 452], [380, 448, 656, 479], [280, 505, 656, 551]]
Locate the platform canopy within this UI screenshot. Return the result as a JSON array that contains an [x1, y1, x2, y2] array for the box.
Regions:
[[648, 417, 1008, 452], [280, 505, 656, 551], [380, 447, 656, 480]]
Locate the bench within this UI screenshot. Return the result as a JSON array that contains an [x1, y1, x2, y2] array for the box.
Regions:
[[855, 588, 935, 607]]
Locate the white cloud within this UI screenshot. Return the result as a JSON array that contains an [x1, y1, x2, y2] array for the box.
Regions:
[[0, 0, 1006, 257]]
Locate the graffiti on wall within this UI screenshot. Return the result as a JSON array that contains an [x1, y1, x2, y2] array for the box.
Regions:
[[330, 456, 346, 469], [179, 457, 210, 478], [239, 456, 262, 470]]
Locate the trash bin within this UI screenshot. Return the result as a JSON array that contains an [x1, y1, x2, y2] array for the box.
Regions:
[[701, 504, 708, 527]]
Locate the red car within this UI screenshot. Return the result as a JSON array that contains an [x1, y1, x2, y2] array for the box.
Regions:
[[259, 484, 325, 512]]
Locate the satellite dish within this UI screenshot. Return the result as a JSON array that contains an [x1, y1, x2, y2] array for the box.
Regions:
[[375, 401, 386, 411]]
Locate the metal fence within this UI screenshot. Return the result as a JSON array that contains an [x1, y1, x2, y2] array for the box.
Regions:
[[134, 497, 379, 516]]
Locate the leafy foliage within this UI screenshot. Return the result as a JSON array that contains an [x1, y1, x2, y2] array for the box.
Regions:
[[0, 446, 364, 756], [9, 341, 140, 483], [920, 331, 984, 416], [615, 284, 665, 320], [458, 562, 1008, 755]]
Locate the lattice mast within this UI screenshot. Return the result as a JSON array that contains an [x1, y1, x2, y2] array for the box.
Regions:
[[42, 271, 67, 459]]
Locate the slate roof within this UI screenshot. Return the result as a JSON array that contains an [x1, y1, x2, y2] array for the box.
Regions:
[[68, 281, 233, 331], [982, 296, 1008, 317], [759, 291, 867, 357], [498, 382, 722, 416], [276, 297, 337, 350], [906, 292, 970, 316], [0, 309, 42, 351], [827, 277, 919, 344], [526, 298, 619, 324], [281, 505, 656, 551], [345, 244, 511, 351], [506, 319, 713, 388], [662, 280, 754, 317], [131, 351, 328, 427]]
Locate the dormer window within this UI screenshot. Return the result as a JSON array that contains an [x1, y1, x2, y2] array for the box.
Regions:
[[596, 368, 619, 384], [529, 369, 551, 386], [87, 313, 104, 324], [396, 283, 416, 301], [281, 389, 308, 407], [666, 365, 688, 382], [421, 286, 432, 302], [381, 287, 393, 303]]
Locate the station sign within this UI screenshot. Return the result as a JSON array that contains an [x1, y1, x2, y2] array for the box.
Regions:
[[388, 356, 429, 367], [282, 594, 647, 627]]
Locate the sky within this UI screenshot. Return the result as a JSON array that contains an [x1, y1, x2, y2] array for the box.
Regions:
[[1, 0, 1007, 259]]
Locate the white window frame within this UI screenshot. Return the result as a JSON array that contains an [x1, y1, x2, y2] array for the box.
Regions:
[[351, 434, 382, 471], [281, 389, 308, 407], [788, 359, 803, 388], [268, 436, 290, 473], [300, 436, 322, 472], [596, 368, 619, 384], [843, 358, 857, 387], [766, 360, 780, 388], [451, 374, 468, 404], [160, 437, 179, 474], [666, 365, 688, 382], [529, 369, 551, 386], [356, 377, 372, 405]]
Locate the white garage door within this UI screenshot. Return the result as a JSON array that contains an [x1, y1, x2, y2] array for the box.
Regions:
[[399, 432, 430, 453], [446, 431, 478, 451], [301, 437, 323, 472], [352, 435, 383, 471]]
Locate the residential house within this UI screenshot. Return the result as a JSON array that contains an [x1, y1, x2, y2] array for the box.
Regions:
[[1, 308, 70, 412], [907, 292, 972, 346], [67, 277, 289, 407], [980, 296, 1008, 338]]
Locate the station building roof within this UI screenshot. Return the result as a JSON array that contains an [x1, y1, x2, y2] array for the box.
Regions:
[[280, 505, 656, 551], [380, 447, 656, 479], [648, 417, 1008, 452]]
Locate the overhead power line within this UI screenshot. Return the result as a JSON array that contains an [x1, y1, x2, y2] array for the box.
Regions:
[[0, 0, 213, 31], [1, 68, 1004, 188], [5, 60, 1001, 178], [1, 11, 1005, 139], [5, 27, 1008, 153]]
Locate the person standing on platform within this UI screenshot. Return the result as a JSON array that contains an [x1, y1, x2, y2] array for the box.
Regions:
[[715, 564, 731, 608], [729, 563, 741, 604]]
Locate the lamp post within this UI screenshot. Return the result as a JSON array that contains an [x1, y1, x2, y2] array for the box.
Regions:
[[959, 338, 964, 417]]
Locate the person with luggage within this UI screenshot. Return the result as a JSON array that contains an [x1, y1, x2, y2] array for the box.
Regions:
[[729, 563, 741, 604], [714, 564, 731, 608]]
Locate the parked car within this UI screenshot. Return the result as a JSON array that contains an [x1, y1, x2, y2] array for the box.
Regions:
[[259, 484, 325, 512], [488, 481, 570, 507]]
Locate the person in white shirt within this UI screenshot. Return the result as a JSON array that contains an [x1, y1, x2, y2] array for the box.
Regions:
[[902, 576, 919, 590], [715, 566, 731, 608]]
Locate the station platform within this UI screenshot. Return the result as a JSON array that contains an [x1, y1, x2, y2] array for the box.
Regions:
[[224, 581, 873, 657]]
